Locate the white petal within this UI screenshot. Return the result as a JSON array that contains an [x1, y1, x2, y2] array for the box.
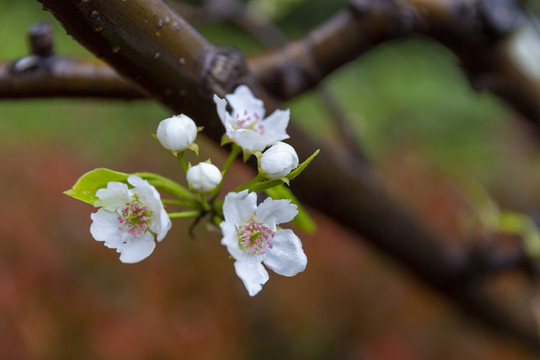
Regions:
[[220, 222, 245, 260], [263, 229, 307, 277], [227, 129, 268, 152], [117, 232, 156, 263], [213, 95, 230, 127], [226, 85, 266, 120], [94, 182, 132, 211], [155, 207, 172, 242], [260, 109, 290, 143], [234, 255, 269, 296], [90, 210, 128, 249], [255, 197, 298, 229], [222, 190, 257, 225]]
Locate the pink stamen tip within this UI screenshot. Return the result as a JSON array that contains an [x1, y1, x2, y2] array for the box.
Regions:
[[260, 249, 266, 254], [118, 227, 123, 230]]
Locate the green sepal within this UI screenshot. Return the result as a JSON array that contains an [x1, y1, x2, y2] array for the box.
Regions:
[[242, 148, 252, 162], [187, 143, 199, 156], [288, 149, 319, 181], [253, 151, 263, 160], [265, 185, 316, 233], [221, 134, 232, 146], [64, 168, 130, 205]]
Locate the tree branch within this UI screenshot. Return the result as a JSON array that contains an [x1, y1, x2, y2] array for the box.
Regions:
[[249, 0, 540, 130], [34, 0, 540, 351]]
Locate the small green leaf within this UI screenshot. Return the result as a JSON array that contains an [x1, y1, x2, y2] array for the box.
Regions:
[[287, 149, 319, 181], [265, 185, 316, 233], [135, 172, 198, 204], [64, 168, 129, 205]]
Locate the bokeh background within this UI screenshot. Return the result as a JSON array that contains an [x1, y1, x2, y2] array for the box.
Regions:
[[2, 0, 540, 359]]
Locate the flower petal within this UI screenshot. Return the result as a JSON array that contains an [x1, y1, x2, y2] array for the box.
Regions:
[[260, 109, 290, 144], [222, 190, 257, 226], [94, 182, 132, 211], [117, 232, 156, 264], [263, 229, 307, 277], [255, 197, 298, 229], [226, 85, 266, 120], [234, 255, 269, 296], [213, 94, 230, 128], [220, 221, 245, 260], [226, 128, 268, 153], [90, 209, 129, 249]]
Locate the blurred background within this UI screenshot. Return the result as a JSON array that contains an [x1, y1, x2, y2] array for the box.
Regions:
[[2, 0, 540, 358]]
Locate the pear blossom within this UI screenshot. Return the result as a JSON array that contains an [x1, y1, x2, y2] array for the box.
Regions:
[[156, 114, 197, 152], [259, 141, 299, 179], [90, 175, 172, 263], [214, 85, 290, 152], [186, 162, 222, 193], [220, 190, 307, 296]]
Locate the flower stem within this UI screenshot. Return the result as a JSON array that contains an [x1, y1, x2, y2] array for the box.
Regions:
[[210, 144, 241, 200], [234, 174, 266, 192], [162, 199, 194, 207], [177, 151, 188, 173], [168, 210, 201, 219], [199, 193, 211, 212]]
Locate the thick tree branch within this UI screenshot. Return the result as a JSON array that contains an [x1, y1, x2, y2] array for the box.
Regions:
[[249, 0, 540, 129], [0, 59, 145, 99], [35, 0, 540, 352]]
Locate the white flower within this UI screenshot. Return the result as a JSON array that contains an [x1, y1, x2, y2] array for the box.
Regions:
[[90, 175, 172, 263], [259, 141, 299, 179], [213, 85, 290, 152], [186, 162, 222, 193], [220, 190, 307, 296], [156, 114, 197, 152]]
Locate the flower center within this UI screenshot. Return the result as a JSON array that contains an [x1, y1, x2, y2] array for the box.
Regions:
[[233, 109, 265, 134], [237, 219, 275, 255], [117, 200, 152, 236]]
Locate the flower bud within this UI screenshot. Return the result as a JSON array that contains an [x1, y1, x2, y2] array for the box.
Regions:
[[186, 163, 222, 193], [156, 114, 197, 152], [259, 142, 299, 179]]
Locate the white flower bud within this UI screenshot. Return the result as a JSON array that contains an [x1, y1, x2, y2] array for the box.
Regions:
[[259, 142, 299, 179], [186, 163, 222, 193], [156, 114, 197, 152]]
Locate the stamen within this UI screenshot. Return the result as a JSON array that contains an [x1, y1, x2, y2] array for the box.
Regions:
[[237, 218, 276, 255], [116, 199, 152, 236]]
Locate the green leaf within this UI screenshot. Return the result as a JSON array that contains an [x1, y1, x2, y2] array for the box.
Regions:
[[135, 172, 198, 204], [265, 184, 316, 233], [287, 149, 319, 180], [64, 168, 129, 205]]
